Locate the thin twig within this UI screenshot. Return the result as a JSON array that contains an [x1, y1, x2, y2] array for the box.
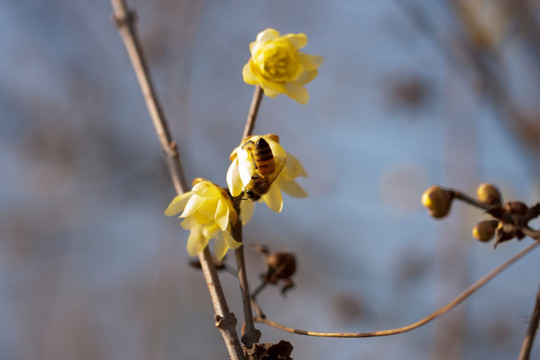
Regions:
[[519, 284, 540, 360], [111, 0, 188, 194], [235, 247, 261, 346], [523, 227, 540, 240], [255, 241, 539, 338], [110, 2, 245, 359], [231, 199, 261, 347], [199, 248, 245, 360], [450, 189, 494, 211], [242, 85, 263, 140], [251, 297, 266, 319], [251, 281, 268, 300]]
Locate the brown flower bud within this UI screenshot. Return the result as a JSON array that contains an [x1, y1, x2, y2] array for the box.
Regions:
[[476, 183, 501, 206], [421, 185, 452, 219], [472, 220, 498, 242], [266, 252, 297, 280], [504, 201, 528, 215]]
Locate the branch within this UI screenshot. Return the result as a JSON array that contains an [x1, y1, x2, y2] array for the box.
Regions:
[[235, 247, 261, 346], [519, 284, 540, 360], [255, 240, 539, 338], [231, 199, 261, 347], [111, 0, 188, 194], [110, 2, 245, 359], [450, 189, 494, 211], [242, 85, 263, 140], [199, 248, 245, 360]]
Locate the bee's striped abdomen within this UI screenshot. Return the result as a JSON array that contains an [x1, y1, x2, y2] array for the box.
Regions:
[[253, 138, 275, 175]]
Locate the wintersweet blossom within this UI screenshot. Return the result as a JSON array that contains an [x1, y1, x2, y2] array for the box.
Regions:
[[227, 134, 308, 214], [243, 28, 324, 104], [164, 178, 241, 260]]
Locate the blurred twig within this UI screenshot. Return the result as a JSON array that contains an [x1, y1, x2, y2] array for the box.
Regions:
[[111, 0, 188, 194], [519, 284, 540, 360], [255, 240, 539, 337], [110, 1, 245, 359], [242, 85, 263, 140]]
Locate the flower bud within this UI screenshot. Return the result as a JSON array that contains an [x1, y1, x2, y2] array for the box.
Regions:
[[504, 201, 528, 215], [472, 220, 498, 242], [476, 183, 501, 206], [266, 252, 297, 280], [421, 185, 453, 219]]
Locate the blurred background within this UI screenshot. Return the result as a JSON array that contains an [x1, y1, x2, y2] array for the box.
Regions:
[[1, 0, 540, 359]]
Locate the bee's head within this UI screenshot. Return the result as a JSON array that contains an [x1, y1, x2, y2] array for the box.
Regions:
[[245, 189, 261, 201]]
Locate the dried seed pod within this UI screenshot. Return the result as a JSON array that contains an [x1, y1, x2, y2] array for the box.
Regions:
[[421, 185, 453, 219], [472, 220, 498, 242], [266, 252, 297, 280], [476, 183, 502, 206]]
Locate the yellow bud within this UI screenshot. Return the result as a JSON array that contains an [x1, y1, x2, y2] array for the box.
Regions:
[[472, 220, 498, 242], [192, 177, 205, 186], [421, 185, 452, 219], [476, 183, 501, 206]]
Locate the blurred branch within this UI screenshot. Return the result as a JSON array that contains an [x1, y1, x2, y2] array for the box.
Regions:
[[110, 1, 245, 359], [255, 240, 539, 338], [519, 284, 540, 360], [398, 0, 540, 155], [111, 0, 188, 194], [509, 0, 540, 67], [242, 85, 263, 140]]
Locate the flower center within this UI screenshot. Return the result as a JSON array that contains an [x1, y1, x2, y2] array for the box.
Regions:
[[255, 44, 300, 82]]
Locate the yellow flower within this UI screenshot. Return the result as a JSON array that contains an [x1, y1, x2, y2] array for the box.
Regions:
[[164, 179, 241, 260], [227, 134, 308, 214], [243, 28, 324, 104]]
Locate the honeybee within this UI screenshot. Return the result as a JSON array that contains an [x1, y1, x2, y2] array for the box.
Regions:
[[242, 137, 286, 201]]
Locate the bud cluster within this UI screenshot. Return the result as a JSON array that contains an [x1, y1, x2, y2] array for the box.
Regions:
[[422, 183, 540, 247]]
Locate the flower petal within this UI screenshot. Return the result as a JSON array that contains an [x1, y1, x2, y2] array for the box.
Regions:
[[164, 192, 192, 216], [283, 83, 309, 104], [187, 226, 209, 256], [243, 62, 260, 85], [214, 198, 230, 231], [265, 137, 287, 171], [198, 198, 218, 220], [240, 200, 255, 225], [262, 182, 283, 213], [284, 152, 308, 179], [180, 195, 205, 218], [227, 159, 244, 197], [224, 230, 242, 250], [237, 149, 255, 187], [193, 212, 212, 225], [297, 53, 324, 71], [278, 178, 307, 198], [260, 84, 281, 98], [180, 216, 197, 230], [202, 223, 219, 240], [284, 33, 307, 49], [256, 28, 280, 42], [192, 181, 220, 199], [295, 69, 319, 85], [214, 232, 228, 261]]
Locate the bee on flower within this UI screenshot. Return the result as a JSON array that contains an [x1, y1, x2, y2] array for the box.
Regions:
[[164, 178, 241, 260], [243, 28, 324, 104], [227, 134, 308, 214]]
